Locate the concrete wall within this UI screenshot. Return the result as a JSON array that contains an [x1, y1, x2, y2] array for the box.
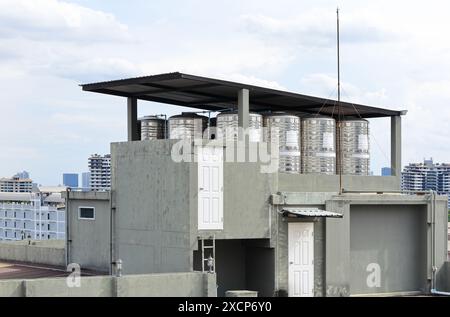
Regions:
[[0, 272, 216, 297], [196, 142, 276, 240], [111, 141, 277, 275], [25, 275, 113, 297], [324, 194, 448, 297], [278, 174, 400, 193], [349, 205, 428, 295], [65, 191, 110, 272], [436, 261, 450, 292], [0, 240, 65, 266], [0, 280, 23, 297], [117, 272, 216, 297], [112, 140, 192, 275]]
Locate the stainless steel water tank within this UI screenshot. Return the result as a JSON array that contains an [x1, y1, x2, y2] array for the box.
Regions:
[[168, 113, 208, 140], [139, 116, 166, 140], [216, 111, 263, 142], [340, 118, 370, 175], [301, 116, 336, 175], [264, 113, 301, 173]]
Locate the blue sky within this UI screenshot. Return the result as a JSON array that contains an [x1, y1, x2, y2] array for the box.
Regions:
[[1, 0, 450, 185]]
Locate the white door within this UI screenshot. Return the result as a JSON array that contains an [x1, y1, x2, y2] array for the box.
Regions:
[[198, 146, 223, 230], [288, 222, 314, 297]]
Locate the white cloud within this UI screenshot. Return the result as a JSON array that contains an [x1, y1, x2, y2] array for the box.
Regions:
[[0, 0, 130, 42], [1, 0, 450, 182], [300, 73, 388, 106], [240, 9, 399, 48]]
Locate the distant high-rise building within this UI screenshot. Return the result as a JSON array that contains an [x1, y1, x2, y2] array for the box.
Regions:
[[14, 171, 30, 179], [88, 154, 111, 191], [402, 158, 450, 208], [82, 172, 91, 190], [381, 167, 392, 176], [0, 176, 33, 193], [63, 173, 79, 188]]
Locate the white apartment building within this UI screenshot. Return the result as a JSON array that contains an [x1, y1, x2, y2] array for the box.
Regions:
[[0, 176, 33, 193], [0, 190, 65, 241], [402, 158, 450, 208], [88, 154, 111, 191]]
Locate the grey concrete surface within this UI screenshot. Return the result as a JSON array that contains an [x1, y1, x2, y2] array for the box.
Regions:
[[25, 275, 113, 297], [112, 140, 193, 275], [349, 205, 427, 294], [65, 192, 111, 272], [116, 272, 215, 297], [0, 240, 65, 267], [436, 261, 450, 292], [324, 194, 448, 297], [0, 272, 216, 297], [0, 280, 23, 297], [278, 174, 400, 193]]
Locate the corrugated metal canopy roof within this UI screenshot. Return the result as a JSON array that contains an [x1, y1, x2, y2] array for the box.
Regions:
[[81, 72, 405, 118], [282, 207, 343, 218]]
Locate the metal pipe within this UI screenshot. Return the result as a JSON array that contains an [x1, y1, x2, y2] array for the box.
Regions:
[[431, 289, 450, 296], [109, 190, 114, 275], [65, 188, 70, 267], [429, 190, 449, 296], [342, 189, 433, 194]]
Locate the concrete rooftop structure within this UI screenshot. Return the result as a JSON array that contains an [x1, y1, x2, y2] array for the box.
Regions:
[[2, 72, 446, 297]]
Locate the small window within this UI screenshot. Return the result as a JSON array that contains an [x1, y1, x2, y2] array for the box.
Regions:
[[78, 207, 95, 220]]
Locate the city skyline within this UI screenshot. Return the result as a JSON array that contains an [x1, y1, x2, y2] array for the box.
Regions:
[[1, 0, 450, 184]]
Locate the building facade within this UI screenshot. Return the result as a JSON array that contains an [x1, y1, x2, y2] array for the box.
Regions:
[[381, 167, 392, 176], [0, 176, 33, 193], [62, 72, 450, 297], [82, 172, 91, 190], [402, 158, 450, 208], [88, 154, 111, 191], [63, 173, 79, 188], [0, 189, 65, 241], [14, 171, 30, 179]]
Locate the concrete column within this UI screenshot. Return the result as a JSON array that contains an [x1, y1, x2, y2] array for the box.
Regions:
[[390, 116, 402, 177], [238, 88, 249, 141], [325, 200, 350, 297], [127, 97, 139, 142]]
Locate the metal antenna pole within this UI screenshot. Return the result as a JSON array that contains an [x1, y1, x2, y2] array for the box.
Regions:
[[337, 7, 343, 195]]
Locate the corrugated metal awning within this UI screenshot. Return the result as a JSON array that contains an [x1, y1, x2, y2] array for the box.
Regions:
[[81, 72, 405, 118], [282, 208, 343, 218]]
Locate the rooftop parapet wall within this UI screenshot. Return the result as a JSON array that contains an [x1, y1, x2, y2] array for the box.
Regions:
[[0, 240, 65, 267], [0, 272, 216, 297], [278, 174, 400, 193]]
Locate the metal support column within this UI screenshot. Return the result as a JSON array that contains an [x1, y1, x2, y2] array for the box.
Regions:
[[238, 88, 249, 141], [127, 97, 139, 141], [390, 115, 402, 177]]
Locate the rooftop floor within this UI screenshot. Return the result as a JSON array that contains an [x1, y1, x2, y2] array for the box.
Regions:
[[0, 261, 104, 280]]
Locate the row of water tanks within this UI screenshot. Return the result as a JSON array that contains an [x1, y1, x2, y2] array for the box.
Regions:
[[139, 112, 370, 175]]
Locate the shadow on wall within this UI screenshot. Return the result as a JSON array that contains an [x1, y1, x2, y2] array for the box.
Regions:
[[436, 262, 450, 292], [193, 239, 274, 297]]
